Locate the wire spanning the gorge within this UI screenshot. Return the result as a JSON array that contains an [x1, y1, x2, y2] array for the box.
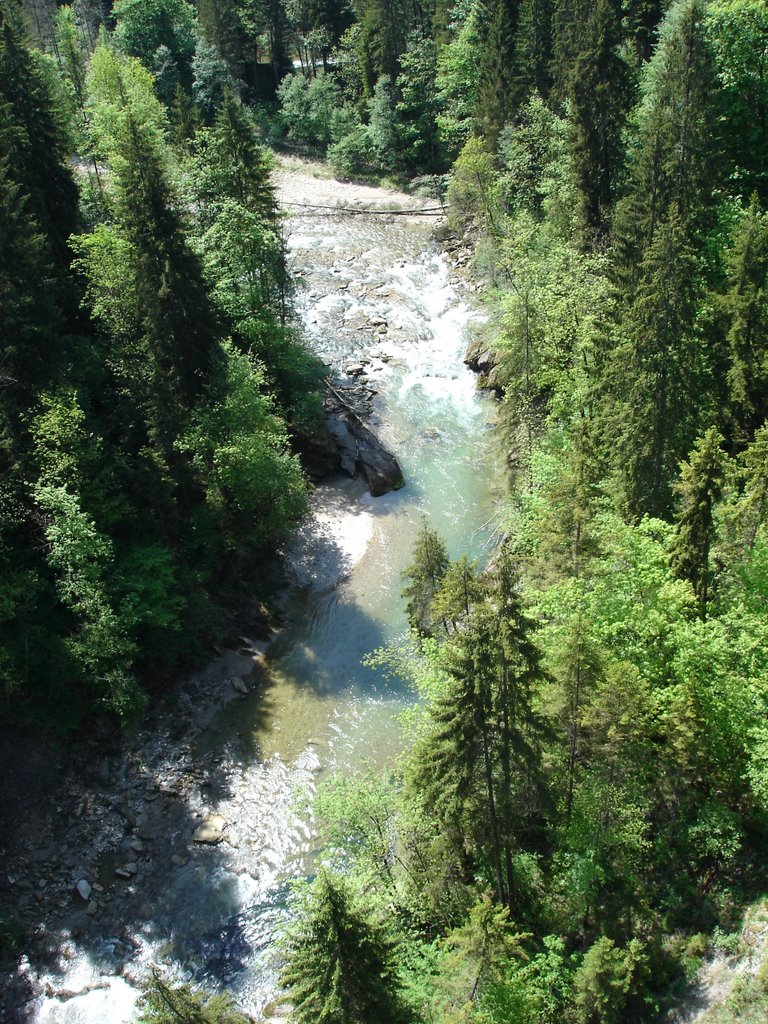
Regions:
[[280, 200, 445, 217]]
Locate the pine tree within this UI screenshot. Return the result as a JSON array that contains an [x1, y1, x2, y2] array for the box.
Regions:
[[401, 519, 450, 636], [197, 0, 248, 81], [0, 2, 80, 277], [281, 870, 411, 1024], [136, 968, 252, 1023], [733, 425, 768, 550], [623, 0, 663, 64], [431, 554, 482, 633], [511, 0, 552, 102], [414, 550, 548, 909], [718, 199, 768, 444], [86, 46, 221, 452], [360, 0, 410, 85], [0, 144, 61, 423], [549, 0, 594, 99], [475, 0, 521, 146], [607, 211, 705, 519], [193, 90, 278, 223], [567, 0, 631, 242], [612, 0, 720, 280], [670, 427, 727, 616]]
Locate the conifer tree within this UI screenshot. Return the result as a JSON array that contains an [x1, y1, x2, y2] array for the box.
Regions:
[[415, 550, 547, 909], [0, 1, 80, 278], [608, 211, 704, 519], [624, 0, 662, 64], [511, 0, 552, 102], [719, 199, 768, 443], [401, 519, 450, 636], [549, 0, 594, 99], [670, 427, 727, 616], [475, 0, 521, 146], [733, 425, 768, 550], [612, 0, 719, 280], [431, 554, 482, 633], [86, 46, 221, 453], [0, 146, 61, 425], [197, 0, 248, 82], [281, 870, 410, 1024], [137, 968, 252, 1023], [567, 0, 631, 241], [360, 0, 409, 85]]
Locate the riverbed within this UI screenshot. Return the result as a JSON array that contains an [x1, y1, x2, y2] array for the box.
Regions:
[[7, 164, 502, 1023]]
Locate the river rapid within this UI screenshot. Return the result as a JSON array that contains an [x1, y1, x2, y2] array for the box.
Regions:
[[14, 166, 501, 1023]]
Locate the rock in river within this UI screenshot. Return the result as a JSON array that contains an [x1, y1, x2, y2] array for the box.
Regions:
[[192, 814, 227, 844], [323, 381, 405, 496]]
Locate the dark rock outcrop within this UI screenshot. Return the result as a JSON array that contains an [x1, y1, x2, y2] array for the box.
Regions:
[[324, 380, 405, 496], [464, 337, 504, 394]]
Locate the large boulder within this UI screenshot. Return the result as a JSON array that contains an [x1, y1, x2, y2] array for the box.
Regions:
[[464, 338, 500, 374], [326, 410, 404, 496], [323, 380, 405, 496]]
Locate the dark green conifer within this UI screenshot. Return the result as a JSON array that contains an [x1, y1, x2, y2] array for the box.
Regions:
[[719, 199, 768, 444], [608, 211, 704, 519], [0, 1, 80, 273], [670, 427, 727, 616], [415, 550, 547, 909], [475, 0, 521, 146], [567, 0, 631, 242], [281, 870, 411, 1024], [612, 0, 720, 281], [401, 519, 450, 636]]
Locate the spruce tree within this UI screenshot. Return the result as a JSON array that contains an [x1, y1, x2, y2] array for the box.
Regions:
[[0, 2, 80, 280], [281, 870, 410, 1024], [197, 0, 248, 82], [670, 427, 727, 616], [475, 0, 521, 146], [624, 0, 663, 64], [136, 969, 252, 1023], [608, 211, 704, 519], [0, 145, 61, 423], [401, 519, 450, 636], [567, 0, 631, 241], [511, 0, 552, 102], [719, 199, 768, 444], [612, 0, 720, 281], [414, 550, 547, 909], [86, 46, 221, 452]]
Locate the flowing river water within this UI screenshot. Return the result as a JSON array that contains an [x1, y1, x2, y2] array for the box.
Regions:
[[21, 167, 502, 1023]]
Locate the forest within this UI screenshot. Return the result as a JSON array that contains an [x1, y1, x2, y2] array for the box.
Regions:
[[3, 0, 768, 1020]]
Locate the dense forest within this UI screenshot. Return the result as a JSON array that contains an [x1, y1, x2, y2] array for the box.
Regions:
[[3, 0, 768, 1020]]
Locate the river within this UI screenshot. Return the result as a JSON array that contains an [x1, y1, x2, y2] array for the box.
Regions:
[[19, 166, 501, 1023]]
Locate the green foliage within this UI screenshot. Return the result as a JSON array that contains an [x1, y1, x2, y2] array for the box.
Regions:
[[401, 519, 450, 636], [573, 936, 650, 1024], [177, 344, 308, 554], [670, 427, 727, 614], [136, 969, 253, 1023], [113, 0, 197, 99], [435, 0, 482, 160], [281, 869, 412, 1024], [277, 71, 343, 148], [705, 0, 768, 203]]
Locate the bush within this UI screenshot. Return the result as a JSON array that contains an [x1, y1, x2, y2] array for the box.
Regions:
[[277, 72, 343, 149], [328, 125, 375, 180]]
